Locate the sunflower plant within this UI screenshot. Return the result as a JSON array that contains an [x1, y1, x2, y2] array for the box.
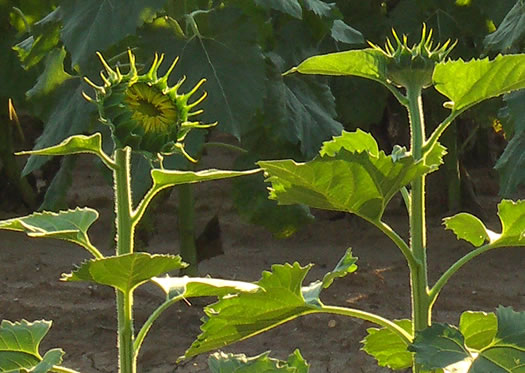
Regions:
[[0, 52, 264, 373], [176, 26, 525, 373]]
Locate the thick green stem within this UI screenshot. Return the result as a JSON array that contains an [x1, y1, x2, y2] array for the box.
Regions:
[[113, 148, 136, 373], [177, 183, 198, 276], [407, 86, 431, 373]]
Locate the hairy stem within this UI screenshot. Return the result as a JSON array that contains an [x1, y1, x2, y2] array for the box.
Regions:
[[114, 148, 136, 373]]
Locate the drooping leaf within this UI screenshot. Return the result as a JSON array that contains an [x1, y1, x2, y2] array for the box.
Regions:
[[433, 55, 525, 114], [208, 350, 309, 373], [184, 250, 357, 358], [60, 0, 167, 69], [254, 0, 302, 19], [287, 49, 390, 87], [17, 133, 104, 158], [63, 253, 186, 293], [259, 130, 438, 222], [0, 207, 98, 250], [0, 320, 64, 373], [410, 307, 525, 373], [362, 319, 413, 370], [484, 0, 525, 52], [330, 20, 365, 44], [151, 276, 259, 300], [443, 213, 491, 246], [140, 8, 266, 139]]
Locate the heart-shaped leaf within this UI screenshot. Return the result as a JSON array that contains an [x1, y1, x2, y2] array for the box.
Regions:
[[63, 253, 186, 293], [0, 320, 64, 373], [208, 350, 309, 373], [184, 250, 357, 358], [410, 307, 525, 373], [0, 208, 98, 252], [362, 319, 413, 370], [151, 276, 259, 300], [433, 54, 525, 114]]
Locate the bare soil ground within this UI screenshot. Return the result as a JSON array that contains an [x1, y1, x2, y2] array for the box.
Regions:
[[1, 149, 524, 373]]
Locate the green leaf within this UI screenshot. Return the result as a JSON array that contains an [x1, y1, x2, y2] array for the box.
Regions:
[[60, 0, 166, 69], [495, 131, 525, 197], [0, 207, 98, 249], [443, 213, 491, 246], [410, 307, 525, 373], [184, 251, 356, 358], [254, 0, 302, 19], [302, 0, 335, 17], [151, 276, 259, 300], [0, 320, 64, 373], [208, 350, 309, 373], [26, 47, 71, 100], [362, 319, 413, 370], [152, 168, 261, 190], [484, 0, 525, 52], [39, 156, 77, 211], [288, 48, 389, 87], [433, 55, 525, 114], [63, 253, 186, 293], [459, 311, 497, 350], [259, 130, 437, 222], [330, 20, 365, 45], [17, 133, 104, 157]]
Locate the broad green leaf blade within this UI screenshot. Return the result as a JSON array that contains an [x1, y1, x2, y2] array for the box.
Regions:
[[39, 156, 77, 211], [495, 131, 525, 197], [152, 168, 261, 190], [184, 263, 315, 358], [330, 20, 365, 44], [259, 131, 436, 222], [208, 350, 309, 373], [0, 208, 98, 249], [303, 0, 335, 18], [443, 213, 491, 246], [362, 319, 413, 370], [61, 0, 166, 69], [0, 320, 63, 373], [254, 0, 302, 19], [493, 199, 525, 246], [185, 252, 354, 358], [433, 55, 525, 114], [484, 0, 525, 52], [63, 253, 186, 293], [151, 276, 259, 300], [459, 311, 497, 351], [16, 133, 104, 158], [288, 49, 390, 87], [410, 307, 525, 373]]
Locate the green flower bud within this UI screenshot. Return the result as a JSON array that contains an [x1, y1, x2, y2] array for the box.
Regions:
[[369, 24, 456, 89], [83, 51, 215, 162]]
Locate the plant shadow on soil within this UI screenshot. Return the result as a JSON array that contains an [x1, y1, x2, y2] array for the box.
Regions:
[[1, 147, 524, 373]]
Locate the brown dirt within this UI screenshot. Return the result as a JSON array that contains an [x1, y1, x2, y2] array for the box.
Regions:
[[1, 149, 525, 373]]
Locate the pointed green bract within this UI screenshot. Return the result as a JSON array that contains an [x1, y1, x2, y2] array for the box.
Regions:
[[288, 49, 389, 86], [0, 320, 64, 373], [443, 213, 491, 246], [0, 207, 98, 250], [184, 251, 357, 358], [151, 276, 259, 300], [259, 131, 440, 222], [62, 253, 187, 293], [433, 54, 525, 113], [16, 133, 104, 158], [208, 350, 309, 373], [410, 307, 525, 372], [362, 319, 413, 370], [152, 168, 262, 190]]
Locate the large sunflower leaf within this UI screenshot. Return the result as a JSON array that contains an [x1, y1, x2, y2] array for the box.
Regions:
[[0, 320, 64, 373], [459, 311, 497, 351], [362, 319, 413, 370], [259, 130, 437, 222], [62, 253, 186, 293], [0, 207, 98, 250], [60, 0, 167, 69], [410, 307, 525, 372], [254, 0, 302, 19], [444, 199, 525, 247], [208, 350, 309, 373], [433, 55, 525, 114], [184, 250, 357, 358], [484, 0, 525, 52], [287, 48, 390, 87], [151, 276, 259, 300]]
